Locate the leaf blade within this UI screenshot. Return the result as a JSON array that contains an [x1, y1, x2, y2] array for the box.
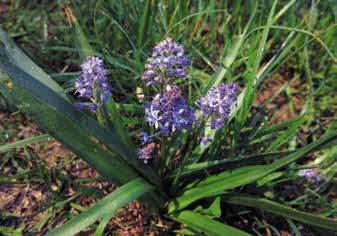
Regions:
[[0, 58, 161, 188], [0, 27, 66, 98], [224, 194, 337, 231], [171, 210, 252, 236], [0, 134, 51, 153], [0, 76, 136, 184], [47, 178, 154, 236], [168, 131, 337, 212]]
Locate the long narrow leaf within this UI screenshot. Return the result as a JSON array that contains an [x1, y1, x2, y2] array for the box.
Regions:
[[0, 76, 136, 184], [137, 0, 152, 46], [237, 0, 278, 124], [65, 7, 94, 59], [266, 116, 306, 152], [0, 59, 161, 187], [223, 194, 337, 231], [47, 178, 154, 236], [0, 134, 51, 153], [168, 131, 337, 212], [0, 27, 67, 99], [171, 210, 252, 236]]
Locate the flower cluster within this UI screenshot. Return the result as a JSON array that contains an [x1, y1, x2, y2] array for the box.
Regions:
[[145, 85, 195, 135], [137, 142, 156, 164], [142, 37, 190, 87], [298, 168, 323, 183], [142, 38, 195, 136], [197, 83, 239, 130], [74, 56, 111, 112]]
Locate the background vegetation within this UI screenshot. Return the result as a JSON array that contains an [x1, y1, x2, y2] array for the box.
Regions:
[[0, 0, 336, 235]]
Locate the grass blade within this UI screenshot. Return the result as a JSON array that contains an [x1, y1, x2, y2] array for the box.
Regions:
[[65, 7, 94, 59], [47, 178, 154, 236], [266, 116, 306, 152], [168, 131, 337, 212], [237, 0, 278, 124], [171, 210, 252, 236], [137, 0, 152, 47], [93, 215, 112, 236], [0, 134, 51, 153], [223, 194, 337, 231], [203, 2, 257, 92]]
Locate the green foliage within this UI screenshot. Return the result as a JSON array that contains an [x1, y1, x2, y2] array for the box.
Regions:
[[172, 210, 252, 236], [47, 178, 154, 236], [0, 0, 336, 234], [223, 194, 337, 231]]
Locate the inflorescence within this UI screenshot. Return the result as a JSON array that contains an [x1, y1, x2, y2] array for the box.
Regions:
[[137, 142, 156, 164], [197, 83, 239, 130], [142, 37, 190, 87], [72, 43, 240, 164], [139, 37, 195, 162], [298, 168, 323, 183], [74, 56, 111, 112], [142, 37, 195, 136], [145, 85, 195, 136]]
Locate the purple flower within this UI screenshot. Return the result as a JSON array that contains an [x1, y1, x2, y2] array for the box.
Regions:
[[145, 85, 195, 135], [197, 83, 239, 130], [139, 132, 151, 144], [142, 37, 190, 87], [200, 136, 213, 147], [138, 143, 156, 164], [74, 56, 111, 112], [298, 168, 323, 183]]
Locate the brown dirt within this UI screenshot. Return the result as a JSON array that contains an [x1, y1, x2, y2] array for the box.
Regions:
[[256, 72, 304, 124]]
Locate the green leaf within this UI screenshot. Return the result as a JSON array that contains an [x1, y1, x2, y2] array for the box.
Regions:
[[255, 116, 304, 137], [0, 27, 67, 99], [171, 211, 252, 236], [93, 215, 112, 236], [104, 98, 135, 149], [0, 134, 51, 153], [47, 178, 154, 236], [203, 2, 257, 91], [0, 225, 24, 236], [137, 0, 152, 47], [257, 172, 284, 186], [0, 58, 161, 188], [236, 0, 278, 125], [65, 7, 94, 59], [0, 75, 136, 184], [168, 131, 337, 212], [195, 197, 221, 218], [265, 116, 306, 152], [223, 194, 337, 231]]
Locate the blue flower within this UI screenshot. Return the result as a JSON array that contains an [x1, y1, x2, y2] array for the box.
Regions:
[[145, 85, 195, 135], [197, 83, 239, 130], [142, 37, 190, 87], [298, 168, 323, 183], [74, 56, 111, 112], [139, 132, 152, 144]]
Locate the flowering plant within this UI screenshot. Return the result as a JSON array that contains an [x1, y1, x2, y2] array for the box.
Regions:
[[0, 3, 336, 235]]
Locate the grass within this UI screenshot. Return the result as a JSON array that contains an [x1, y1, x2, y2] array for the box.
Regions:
[[0, 0, 336, 235]]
